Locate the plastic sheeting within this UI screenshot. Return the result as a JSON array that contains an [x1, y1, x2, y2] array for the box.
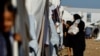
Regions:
[[49, 5, 59, 56], [25, 0, 46, 39], [17, 0, 30, 56], [15, 0, 48, 56], [49, 0, 60, 8], [49, 18, 59, 46], [28, 15, 38, 55], [62, 10, 73, 21], [25, 0, 48, 56]]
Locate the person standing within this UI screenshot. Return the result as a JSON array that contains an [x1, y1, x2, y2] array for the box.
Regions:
[[69, 14, 86, 56], [65, 21, 72, 56], [0, 1, 21, 56], [62, 20, 66, 47]]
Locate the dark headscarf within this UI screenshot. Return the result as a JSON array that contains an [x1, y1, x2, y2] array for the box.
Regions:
[[66, 21, 72, 26], [73, 14, 82, 20]]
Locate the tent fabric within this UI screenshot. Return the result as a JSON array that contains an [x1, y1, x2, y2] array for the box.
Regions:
[[49, 17, 59, 56], [49, 0, 60, 8], [49, 5, 60, 56], [49, 18, 59, 46], [49, 0, 62, 56], [25, 0, 50, 56], [59, 23, 63, 46], [15, 0, 47, 56], [28, 15, 38, 55], [56, 22, 63, 46], [62, 10, 73, 21], [25, 0, 46, 39], [14, 0, 62, 56], [95, 33, 100, 41], [25, 0, 47, 56], [59, 6, 64, 19], [49, 6, 59, 46], [17, 0, 30, 56], [95, 25, 100, 40]]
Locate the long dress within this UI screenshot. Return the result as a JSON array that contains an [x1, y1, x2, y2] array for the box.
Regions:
[[63, 23, 66, 46], [71, 20, 86, 56], [64, 28, 73, 48]]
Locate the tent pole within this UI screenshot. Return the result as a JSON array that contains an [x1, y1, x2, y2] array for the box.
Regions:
[[17, 0, 29, 56]]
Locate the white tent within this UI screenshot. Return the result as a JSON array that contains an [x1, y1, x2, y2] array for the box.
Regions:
[[12, 0, 62, 56], [62, 10, 73, 21], [49, 0, 60, 8], [12, 0, 49, 56], [49, 0, 62, 56], [25, 0, 48, 56], [95, 33, 100, 41], [95, 23, 100, 41]]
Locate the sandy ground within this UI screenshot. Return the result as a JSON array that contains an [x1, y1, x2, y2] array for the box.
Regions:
[[59, 39, 100, 56]]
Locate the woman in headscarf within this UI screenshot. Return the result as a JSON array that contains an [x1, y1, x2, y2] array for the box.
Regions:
[[69, 14, 86, 56]]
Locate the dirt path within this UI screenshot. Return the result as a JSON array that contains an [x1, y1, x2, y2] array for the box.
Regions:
[[85, 39, 100, 56], [59, 39, 100, 56]]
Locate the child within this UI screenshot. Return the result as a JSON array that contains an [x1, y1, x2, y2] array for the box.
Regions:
[[64, 21, 72, 56], [0, 1, 21, 56]]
